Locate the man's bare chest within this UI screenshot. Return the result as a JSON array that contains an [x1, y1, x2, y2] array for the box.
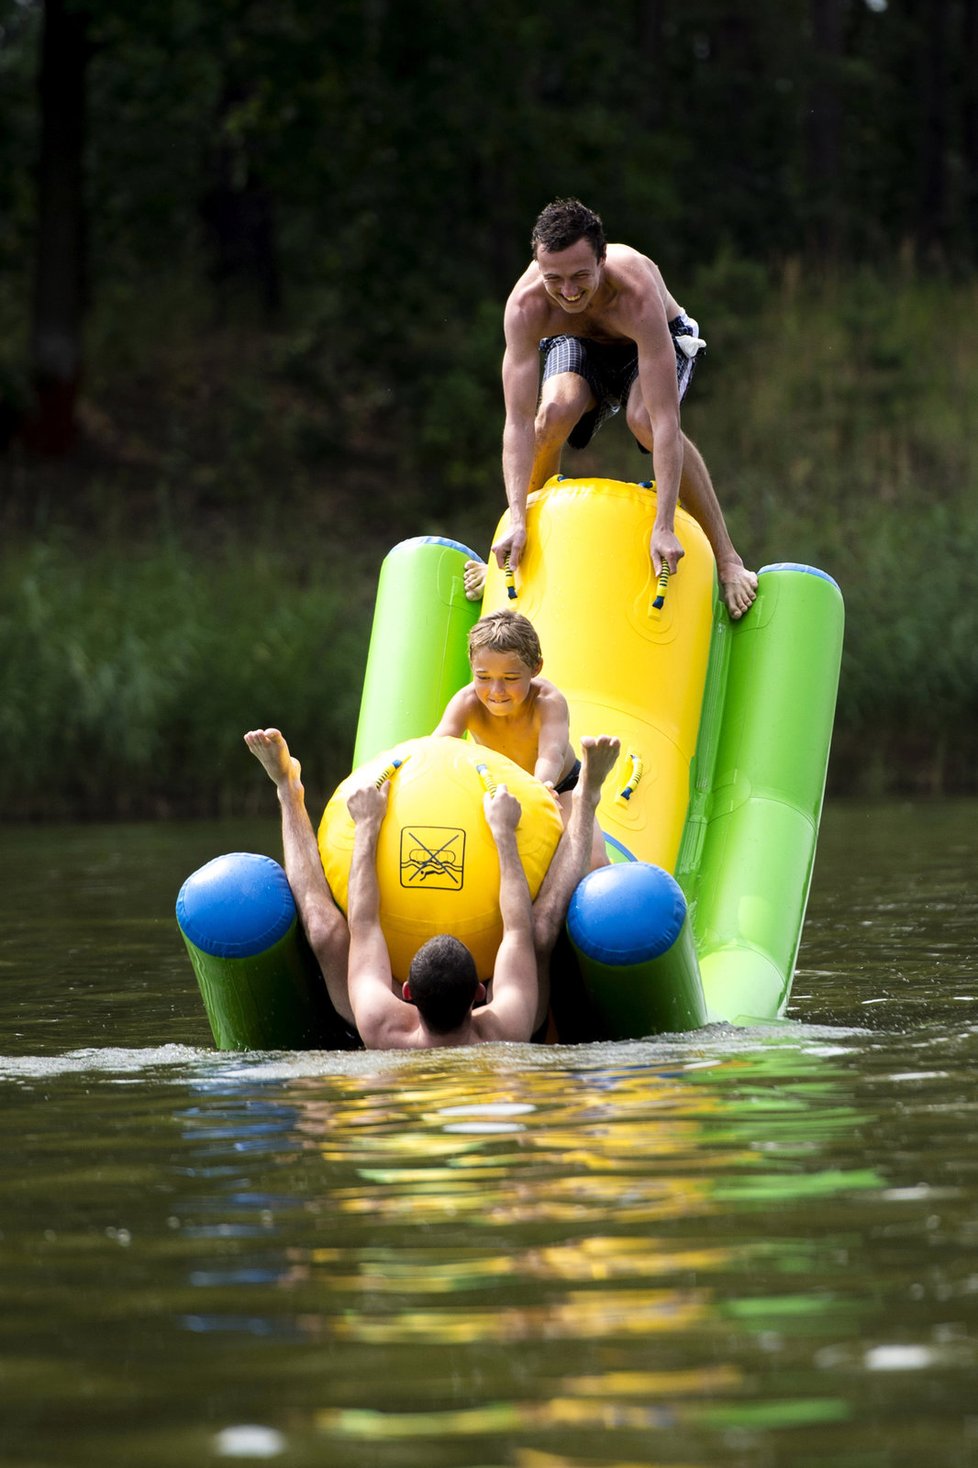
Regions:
[[538, 306, 634, 346]]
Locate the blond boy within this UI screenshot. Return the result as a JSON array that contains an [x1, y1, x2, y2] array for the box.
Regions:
[[434, 609, 609, 869]]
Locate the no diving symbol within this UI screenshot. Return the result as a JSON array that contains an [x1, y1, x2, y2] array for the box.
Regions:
[[400, 826, 466, 890]]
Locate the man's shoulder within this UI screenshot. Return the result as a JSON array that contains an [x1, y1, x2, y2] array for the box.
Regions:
[[470, 1007, 531, 1044], [600, 249, 673, 340], [508, 257, 539, 296], [505, 267, 550, 334], [351, 979, 423, 1050], [606, 241, 656, 271], [359, 1009, 424, 1050], [604, 244, 665, 300]]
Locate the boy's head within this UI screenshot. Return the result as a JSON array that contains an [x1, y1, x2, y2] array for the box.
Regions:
[[404, 935, 484, 1033], [468, 610, 542, 672], [467, 611, 543, 718]]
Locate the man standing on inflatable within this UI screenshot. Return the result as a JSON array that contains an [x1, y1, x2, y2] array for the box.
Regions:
[[466, 197, 756, 621]]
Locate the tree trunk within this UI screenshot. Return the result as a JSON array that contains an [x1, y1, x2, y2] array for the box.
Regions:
[[28, 0, 90, 456], [962, 0, 978, 254], [199, 77, 282, 321], [916, 0, 951, 259], [806, 0, 844, 258], [637, 0, 668, 129]]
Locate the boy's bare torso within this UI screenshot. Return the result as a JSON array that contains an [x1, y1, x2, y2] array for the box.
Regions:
[[462, 679, 575, 783]]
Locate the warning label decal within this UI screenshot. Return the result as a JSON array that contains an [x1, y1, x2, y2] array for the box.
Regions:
[[399, 826, 466, 890]]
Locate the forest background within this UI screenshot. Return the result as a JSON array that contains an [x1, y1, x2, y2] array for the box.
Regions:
[[2, 0, 977, 819]]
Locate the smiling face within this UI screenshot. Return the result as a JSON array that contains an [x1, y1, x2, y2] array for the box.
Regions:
[[470, 647, 540, 717], [535, 238, 604, 315]]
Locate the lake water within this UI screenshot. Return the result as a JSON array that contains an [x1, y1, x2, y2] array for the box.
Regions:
[[1, 801, 977, 1468]]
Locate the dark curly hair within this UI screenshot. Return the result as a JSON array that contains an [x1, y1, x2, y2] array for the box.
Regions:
[[531, 198, 606, 261], [407, 935, 480, 1034]]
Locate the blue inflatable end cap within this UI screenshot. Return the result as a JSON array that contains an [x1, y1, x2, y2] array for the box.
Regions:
[[390, 534, 481, 559], [567, 862, 687, 965], [176, 852, 296, 959], [758, 562, 840, 591]]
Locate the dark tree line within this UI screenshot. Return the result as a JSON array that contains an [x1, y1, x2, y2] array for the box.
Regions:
[[3, 0, 978, 454]]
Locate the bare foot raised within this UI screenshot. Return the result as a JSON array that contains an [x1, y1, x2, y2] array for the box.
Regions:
[[579, 734, 621, 804], [718, 560, 758, 620], [244, 728, 301, 790], [463, 560, 487, 602]]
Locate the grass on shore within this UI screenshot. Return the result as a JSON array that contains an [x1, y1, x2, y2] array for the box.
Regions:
[[2, 257, 978, 814], [1, 536, 371, 819]]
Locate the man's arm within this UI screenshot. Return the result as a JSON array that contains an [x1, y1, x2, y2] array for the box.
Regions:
[[494, 299, 542, 570], [244, 728, 356, 1027], [345, 782, 416, 1048], [633, 307, 686, 576], [473, 786, 539, 1042]]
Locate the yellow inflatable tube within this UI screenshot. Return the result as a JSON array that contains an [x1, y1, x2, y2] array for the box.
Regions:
[[483, 477, 715, 871], [318, 736, 563, 981]]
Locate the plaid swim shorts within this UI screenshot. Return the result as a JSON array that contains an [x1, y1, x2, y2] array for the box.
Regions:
[[540, 313, 702, 449]]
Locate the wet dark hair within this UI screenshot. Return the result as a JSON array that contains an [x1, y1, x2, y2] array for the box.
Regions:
[[407, 935, 479, 1034], [531, 198, 606, 262]]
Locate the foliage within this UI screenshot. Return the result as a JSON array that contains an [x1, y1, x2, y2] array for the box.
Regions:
[[2, 1, 978, 808], [0, 534, 370, 818], [1, 256, 977, 812]]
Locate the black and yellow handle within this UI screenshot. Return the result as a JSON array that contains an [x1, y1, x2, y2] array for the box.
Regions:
[[475, 761, 498, 796], [617, 752, 644, 804], [651, 562, 670, 610]]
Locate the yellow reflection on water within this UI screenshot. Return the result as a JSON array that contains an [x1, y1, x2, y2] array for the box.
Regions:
[[330, 1172, 716, 1225], [566, 1365, 741, 1395], [304, 1237, 733, 1293], [514, 1452, 697, 1468], [280, 1041, 870, 1463], [331, 1284, 709, 1344]]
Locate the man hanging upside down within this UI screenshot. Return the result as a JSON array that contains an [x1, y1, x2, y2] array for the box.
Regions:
[[244, 728, 620, 1049]]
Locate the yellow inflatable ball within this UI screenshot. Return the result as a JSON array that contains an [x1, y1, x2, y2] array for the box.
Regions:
[[318, 736, 564, 980]]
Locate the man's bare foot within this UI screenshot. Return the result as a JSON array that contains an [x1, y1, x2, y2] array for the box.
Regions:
[[463, 560, 487, 602], [718, 561, 758, 620], [579, 735, 621, 804], [244, 728, 301, 791]]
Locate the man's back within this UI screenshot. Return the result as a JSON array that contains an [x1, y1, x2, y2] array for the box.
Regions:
[[357, 996, 534, 1051]]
